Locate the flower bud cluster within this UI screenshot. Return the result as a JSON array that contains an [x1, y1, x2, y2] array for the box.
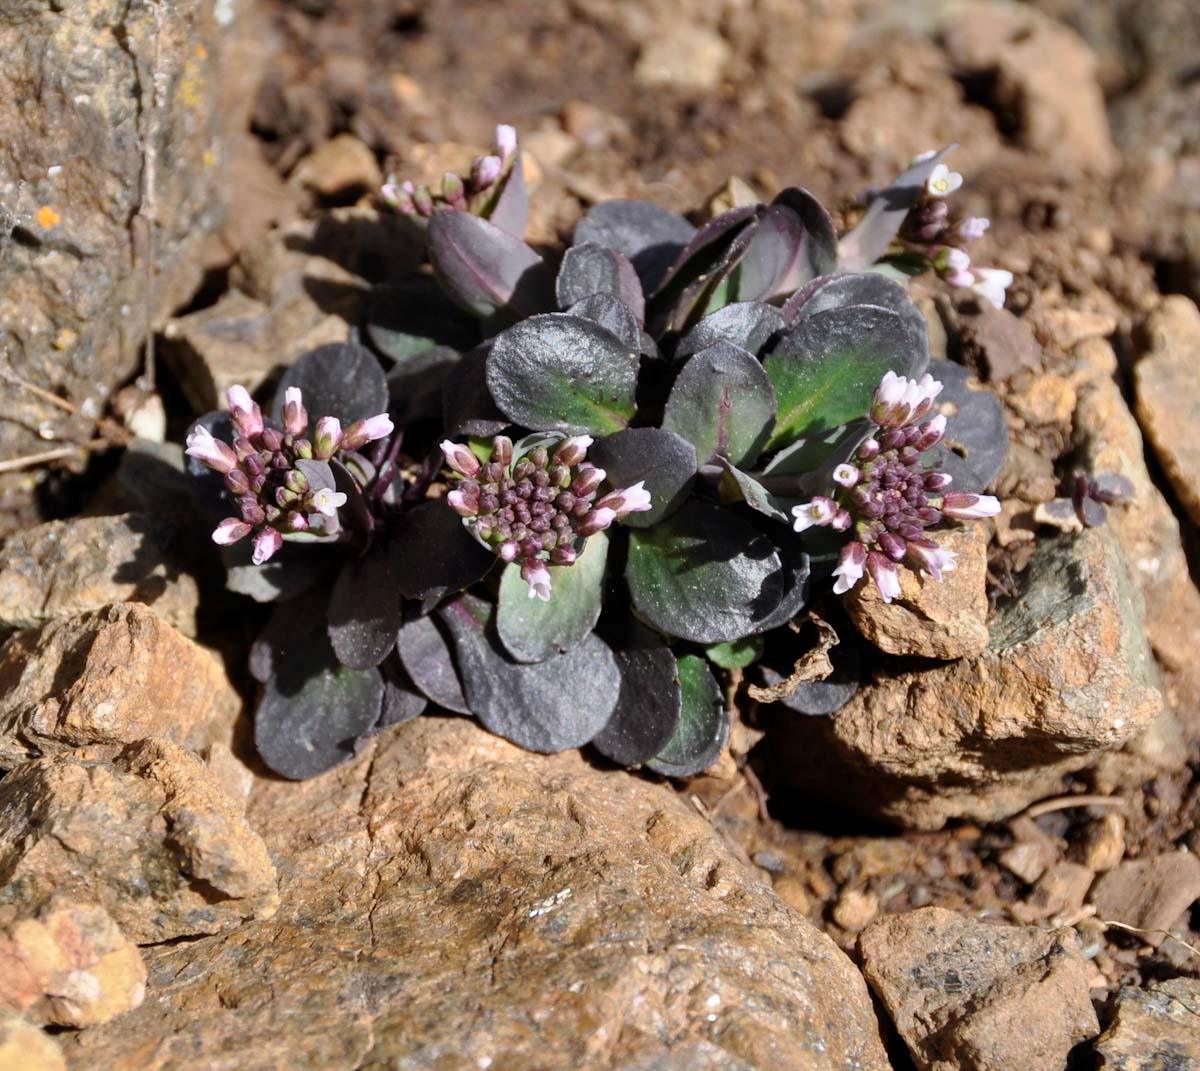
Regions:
[[185, 384, 394, 565], [382, 124, 518, 221], [792, 371, 1000, 603], [895, 158, 1013, 309], [440, 434, 651, 601]]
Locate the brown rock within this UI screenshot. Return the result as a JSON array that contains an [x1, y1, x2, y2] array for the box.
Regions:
[[768, 527, 1163, 829], [998, 841, 1055, 885], [942, 2, 1118, 174], [832, 888, 879, 933], [0, 514, 200, 637], [1007, 372, 1077, 429], [1010, 862, 1094, 925], [290, 134, 382, 199], [859, 907, 1099, 1071], [1075, 354, 1200, 740], [1029, 308, 1119, 351], [0, 603, 240, 768], [844, 526, 990, 660], [0, 901, 145, 1027], [61, 719, 891, 1070], [0, 0, 225, 513], [1081, 812, 1126, 873], [0, 740, 278, 943], [1135, 297, 1200, 527], [0, 1011, 64, 1071], [1089, 853, 1200, 947], [634, 26, 730, 91], [957, 302, 1041, 381], [1094, 977, 1200, 1070]]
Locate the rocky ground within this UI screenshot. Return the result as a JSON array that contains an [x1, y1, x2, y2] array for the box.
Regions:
[[3, 0, 1200, 1068]]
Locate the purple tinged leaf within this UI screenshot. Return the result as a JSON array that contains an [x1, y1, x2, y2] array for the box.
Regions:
[[327, 541, 405, 670], [650, 205, 756, 300], [645, 654, 728, 778], [572, 199, 696, 294], [920, 359, 1008, 492], [427, 211, 553, 320], [566, 294, 641, 352], [442, 342, 508, 438], [486, 151, 530, 238], [374, 655, 427, 730], [587, 427, 697, 529], [556, 242, 645, 324], [396, 613, 471, 715], [392, 500, 495, 603], [271, 343, 389, 427], [837, 146, 957, 270], [676, 302, 787, 360], [592, 639, 683, 766]]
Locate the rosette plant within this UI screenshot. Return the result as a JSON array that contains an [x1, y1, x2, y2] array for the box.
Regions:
[[186, 131, 1009, 781]]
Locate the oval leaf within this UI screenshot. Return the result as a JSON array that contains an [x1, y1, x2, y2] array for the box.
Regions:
[[486, 313, 638, 435], [395, 613, 470, 714], [922, 359, 1008, 491], [442, 342, 508, 438], [272, 343, 388, 426], [375, 655, 428, 730], [255, 625, 385, 780], [365, 279, 479, 365], [676, 301, 787, 360], [646, 654, 728, 778], [763, 305, 921, 449], [556, 243, 645, 324], [567, 294, 641, 352], [592, 641, 682, 766], [587, 427, 697, 529], [662, 340, 776, 468], [427, 210, 553, 320], [573, 199, 696, 294], [327, 542, 405, 670], [439, 594, 620, 752], [392, 500, 495, 602], [496, 532, 608, 663], [626, 500, 785, 644]]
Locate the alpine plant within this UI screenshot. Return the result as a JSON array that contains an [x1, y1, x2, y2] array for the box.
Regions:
[[185, 384, 394, 564], [440, 434, 651, 600], [792, 371, 1000, 602]]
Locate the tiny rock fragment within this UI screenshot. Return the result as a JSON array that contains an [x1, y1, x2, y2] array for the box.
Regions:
[[0, 1011, 65, 1071], [634, 27, 730, 91], [1010, 862, 1094, 924], [290, 133, 382, 198], [1090, 852, 1200, 947], [1080, 812, 1125, 873], [832, 888, 879, 933]]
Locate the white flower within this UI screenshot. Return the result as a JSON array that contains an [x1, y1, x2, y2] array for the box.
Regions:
[[185, 424, 237, 473], [926, 163, 963, 199], [211, 517, 251, 546], [309, 488, 348, 517], [941, 492, 1001, 520], [791, 497, 837, 533], [832, 463, 860, 488], [907, 539, 958, 582], [521, 558, 552, 601], [867, 552, 902, 603], [832, 542, 867, 594], [596, 480, 653, 518], [971, 267, 1013, 309], [251, 528, 283, 565]]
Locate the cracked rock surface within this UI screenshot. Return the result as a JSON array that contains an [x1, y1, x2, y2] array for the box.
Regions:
[[59, 717, 892, 1071]]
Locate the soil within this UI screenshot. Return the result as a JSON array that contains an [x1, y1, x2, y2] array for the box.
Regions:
[[7, 0, 1200, 1059]]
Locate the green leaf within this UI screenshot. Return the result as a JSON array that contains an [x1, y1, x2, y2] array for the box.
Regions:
[[646, 654, 728, 778], [626, 500, 785, 644], [715, 458, 792, 523], [662, 341, 776, 467], [486, 313, 638, 434], [763, 305, 919, 449], [496, 532, 609, 663], [705, 636, 764, 669]]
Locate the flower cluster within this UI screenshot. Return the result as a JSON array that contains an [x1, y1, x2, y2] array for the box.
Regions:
[[382, 124, 518, 220], [185, 385, 394, 565], [792, 371, 1000, 602], [895, 158, 1013, 309], [441, 434, 651, 600]]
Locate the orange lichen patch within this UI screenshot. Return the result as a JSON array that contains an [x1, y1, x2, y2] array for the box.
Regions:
[[36, 206, 60, 229], [196, 44, 208, 60]]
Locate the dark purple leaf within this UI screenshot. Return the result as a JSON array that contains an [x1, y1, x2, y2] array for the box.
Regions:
[[572, 199, 696, 294], [486, 152, 530, 238], [587, 427, 697, 528], [837, 147, 956, 270], [676, 302, 787, 360], [271, 343, 389, 426], [327, 541, 405, 670], [567, 294, 641, 352], [365, 279, 479, 365], [556, 243, 645, 324], [374, 654, 427, 730], [392, 500, 495, 602], [921, 359, 1008, 492], [396, 613, 470, 715], [592, 638, 682, 766], [442, 342, 508, 438], [427, 210, 553, 320]]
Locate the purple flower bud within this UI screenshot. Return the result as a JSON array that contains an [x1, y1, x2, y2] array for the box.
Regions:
[[225, 469, 250, 495], [212, 517, 252, 546], [941, 492, 1001, 520], [595, 480, 653, 519], [283, 387, 308, 436], [447, 489, 479, 517], [185, 425, 239, 474], [576, 507, 616, 537], [413, 185, 435, 217], [341, 413, 394, 452], [553, 435, 592, 468], [442, 171, 465, 204], [471, 154, 503, 190], [440, 439, 481, 478], [832, 541, 867, 594], [866, 552, 902, 603], [520, 558, 552, 601], [913, 414, 947, 451], [287, 512, 308, 532], [495, 123, 518, 163], [284, 469, 309, 495], [857, 438, 880, 461], [550, 545, 576, 566], [831, 509, 853, 532], [251, 528, 283, 565], [312, 416, 342, 460], [571, 465, 606, 497], [381, 180, 415, 214], [878, 531, 906, 561], [491, 436, 513, 466], [260, 427, 284, 453], [227, 384, 263, 439], [925, 471, 952, 492]]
